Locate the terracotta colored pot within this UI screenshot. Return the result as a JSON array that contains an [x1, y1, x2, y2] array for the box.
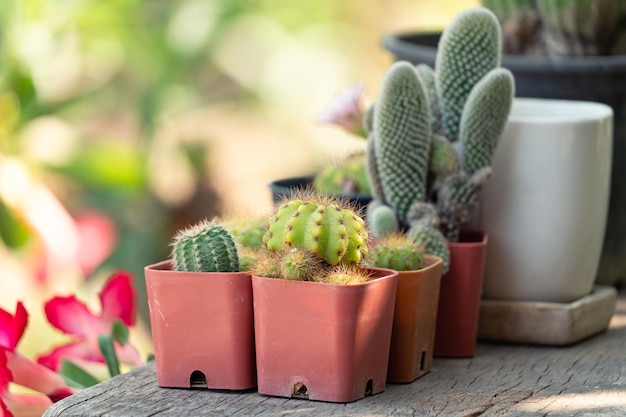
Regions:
[[252, 268, 398, 403], [144, 260, 256, 390], [387, 255, 443, 383], [434, 231, 488, 358]]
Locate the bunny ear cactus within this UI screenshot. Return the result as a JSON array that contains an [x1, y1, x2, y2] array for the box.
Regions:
[[365, 7, 514, 271], [171, 220, 240, 273], [366, 61, 431, 225]]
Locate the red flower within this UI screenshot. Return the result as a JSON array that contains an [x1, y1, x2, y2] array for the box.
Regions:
[[38, 271, 143, 371], [0, 304, 74, 417], [0, 303, 27, 351]]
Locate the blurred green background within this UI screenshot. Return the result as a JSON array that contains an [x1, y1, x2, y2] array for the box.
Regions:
[[0, 0, 476, 357]]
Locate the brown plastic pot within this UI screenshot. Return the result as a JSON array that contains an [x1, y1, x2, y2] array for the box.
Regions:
[[252, 267, 398, 403], [387, 255, 443, 383], [434, 231, 488, 358], [144, 260, 256, 390]]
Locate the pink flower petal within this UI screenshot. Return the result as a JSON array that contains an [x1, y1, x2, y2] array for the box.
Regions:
[[0, 303, 28, 350], [37, 342, 104, 372], [1, 348, 13, 417], [99, 271, 136, 327], [5, 351, 72, 396], [44, 297, 104, 339], [2, 391, 53, 417]]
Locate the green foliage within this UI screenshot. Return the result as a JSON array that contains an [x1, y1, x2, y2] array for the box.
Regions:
[[171, 220, 240, 273], [60, 360, 101, 389]]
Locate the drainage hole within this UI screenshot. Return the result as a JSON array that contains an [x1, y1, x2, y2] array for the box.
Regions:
[[364, 379, 373, 396], [189, 370, 207, 388], [292, 382, 309, 399]]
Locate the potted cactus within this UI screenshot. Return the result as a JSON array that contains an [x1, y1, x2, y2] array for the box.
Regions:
[[144, 220, 256, 390], [269, 86, 373, 210], [251, 193, 398, 403], [366, 8, 514, 357], [367, 234, 443, 383], [383, 3, 626, 287]]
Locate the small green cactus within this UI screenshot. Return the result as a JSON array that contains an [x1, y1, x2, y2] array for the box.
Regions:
[[280, 248, 324, 281], [312, 153, 371, 196], [367, 233, 425, 272], [223, 217, 266, 249], [263, 195, 368, 266], [171, 220, 240, 273], [323, 264, 373, 285], [255, 193, 374, 285]]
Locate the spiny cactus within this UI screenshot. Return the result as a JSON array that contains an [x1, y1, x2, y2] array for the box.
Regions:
[[367, 233, 425, 272], [365, 7, 514, 270], [255, 193, 374, 285], [323, 264, 373, 285], [280, 248, 324, 281], [370, 62, 431, 225], [223, 217, 266, 250], [482, 0, 626, 56], [312, 153, 371, 196], [263, 194, 368, 266], [171, 220, 240, 273], [436, 8, 502, 140]]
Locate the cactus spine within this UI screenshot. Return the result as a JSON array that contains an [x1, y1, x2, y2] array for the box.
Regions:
[[365, 7, 514, 271], [171, 220, 240, 273]]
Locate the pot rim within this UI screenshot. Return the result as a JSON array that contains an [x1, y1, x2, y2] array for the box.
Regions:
[[383, 32, 626, 73]]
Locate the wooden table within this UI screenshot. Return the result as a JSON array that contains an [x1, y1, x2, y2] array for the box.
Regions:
[[44, 290, 626, 416]]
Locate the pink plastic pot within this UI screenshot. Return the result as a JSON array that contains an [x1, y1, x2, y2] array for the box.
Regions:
[[252, 268, 398, 403], [434, 231, 488, 358], [145, 260, 256, 390]]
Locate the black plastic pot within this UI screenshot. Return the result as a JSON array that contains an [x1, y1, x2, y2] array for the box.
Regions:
[[268, 175, 372, 211], [383, 32, 626, 285]]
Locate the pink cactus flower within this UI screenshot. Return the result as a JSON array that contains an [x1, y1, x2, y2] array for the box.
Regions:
[[0, 303, 74, 417], [317, 84, 367, 137], [37, 271, 143, 371]]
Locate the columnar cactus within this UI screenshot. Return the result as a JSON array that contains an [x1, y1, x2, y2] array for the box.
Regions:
[[171, 220, 240, 273], [365, 7, 514, 271]]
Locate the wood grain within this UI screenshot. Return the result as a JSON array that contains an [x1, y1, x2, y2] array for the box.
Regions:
[[44, 290, 626, 416]]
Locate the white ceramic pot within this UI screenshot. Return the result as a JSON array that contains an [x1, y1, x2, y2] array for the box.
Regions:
[[479, 98, 613, 303]]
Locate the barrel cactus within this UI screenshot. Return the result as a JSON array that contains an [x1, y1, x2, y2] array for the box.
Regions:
[[365, 7, 514, 272], [171, 220, 240, 273], [256, 193, 372, 284], [263, 195, 368, 266]]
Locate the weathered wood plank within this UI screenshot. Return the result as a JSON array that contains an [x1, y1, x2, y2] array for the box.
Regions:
[[44, 291, 626, 416]]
